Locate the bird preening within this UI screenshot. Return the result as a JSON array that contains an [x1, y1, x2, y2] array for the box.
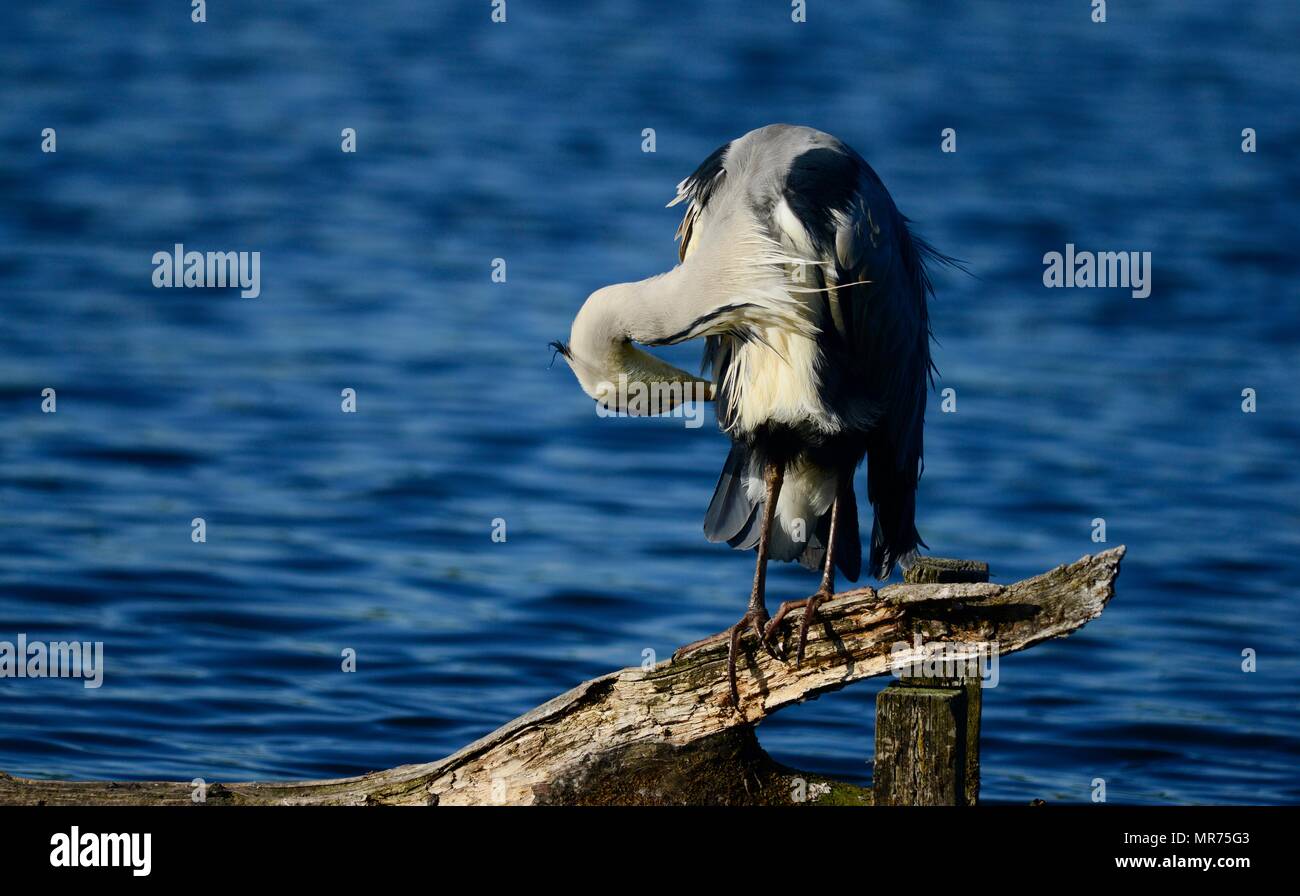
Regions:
[[553, 124, 951, 712]]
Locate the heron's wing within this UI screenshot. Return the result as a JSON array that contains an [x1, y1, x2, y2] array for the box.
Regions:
[[776, 143, 952, 576], [668, 141, 730, 262], [777, 146, 939, 464]]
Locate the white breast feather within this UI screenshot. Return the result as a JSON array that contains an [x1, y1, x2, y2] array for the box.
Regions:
[[726, 330, 838, 435], [717, 199, 842, 438]]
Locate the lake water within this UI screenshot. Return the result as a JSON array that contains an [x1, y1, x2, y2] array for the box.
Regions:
[[1, 0, 1297, 803]]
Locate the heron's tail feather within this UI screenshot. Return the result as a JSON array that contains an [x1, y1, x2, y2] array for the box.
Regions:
[[796, 477, 861, 583], [708, 446, 863, 581], [866, 433, 925, 580], [704, 444, 802, 561], [704, 443, 759, 546]]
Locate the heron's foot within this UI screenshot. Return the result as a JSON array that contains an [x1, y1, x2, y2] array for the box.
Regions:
[[673, 607, 775, 718], [725, 607, 777, 716], [763, 588, 832, 667]]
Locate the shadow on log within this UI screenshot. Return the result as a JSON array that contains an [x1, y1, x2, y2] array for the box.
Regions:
[[0, 547, 1123, 806]]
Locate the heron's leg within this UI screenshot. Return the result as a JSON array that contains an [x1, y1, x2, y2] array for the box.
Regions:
[[745, 460, 784, 642], [722, 458, 785, 709], [681, 460, 780, 707], [673, 458, 784, 716], [764, 472, 844, 666]]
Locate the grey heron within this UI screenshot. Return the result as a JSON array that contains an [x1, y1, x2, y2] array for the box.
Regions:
[[553, 124, 949, 711]]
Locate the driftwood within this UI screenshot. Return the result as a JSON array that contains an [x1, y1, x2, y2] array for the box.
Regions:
[[0, 547, 1124, 806]]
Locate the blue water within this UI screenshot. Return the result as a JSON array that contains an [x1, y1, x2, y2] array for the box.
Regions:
[[2, 1, 1297, 804]]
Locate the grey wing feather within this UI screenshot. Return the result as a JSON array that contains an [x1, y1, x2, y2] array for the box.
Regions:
[[836, 161, 948, 576], [670, 140, 729, 262], [779, 137, 954, 577]]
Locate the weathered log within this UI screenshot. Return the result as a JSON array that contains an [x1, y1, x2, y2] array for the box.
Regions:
[[0, 546, 1123, 806]]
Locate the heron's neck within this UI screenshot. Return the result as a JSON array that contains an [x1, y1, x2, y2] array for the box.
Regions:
[[566, 274, 715, 410]]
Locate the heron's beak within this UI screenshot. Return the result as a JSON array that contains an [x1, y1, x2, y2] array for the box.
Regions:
[[550, 339, 714, 415]]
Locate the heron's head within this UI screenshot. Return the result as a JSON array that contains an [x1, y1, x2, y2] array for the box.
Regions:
[[551, 284, 635, 407], [551, 283, 714, 414]]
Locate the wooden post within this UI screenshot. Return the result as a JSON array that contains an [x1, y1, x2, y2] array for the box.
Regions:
[[961, 675, 981, 806], [874, 679, 974, 805], [874, 557, 989, 806]]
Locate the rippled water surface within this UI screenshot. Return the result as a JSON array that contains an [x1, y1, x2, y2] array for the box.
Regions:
[[2, 1, 1298, 803]]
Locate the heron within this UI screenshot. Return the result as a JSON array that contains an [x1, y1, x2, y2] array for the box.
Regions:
[[553, 124, 949, 711]]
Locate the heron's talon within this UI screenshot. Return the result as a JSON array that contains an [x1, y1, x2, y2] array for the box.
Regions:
[[795, 591, 830, 666], [751, 611, 780, 661], [766, 589, 832, 666], [722, 607, 777, 718]]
